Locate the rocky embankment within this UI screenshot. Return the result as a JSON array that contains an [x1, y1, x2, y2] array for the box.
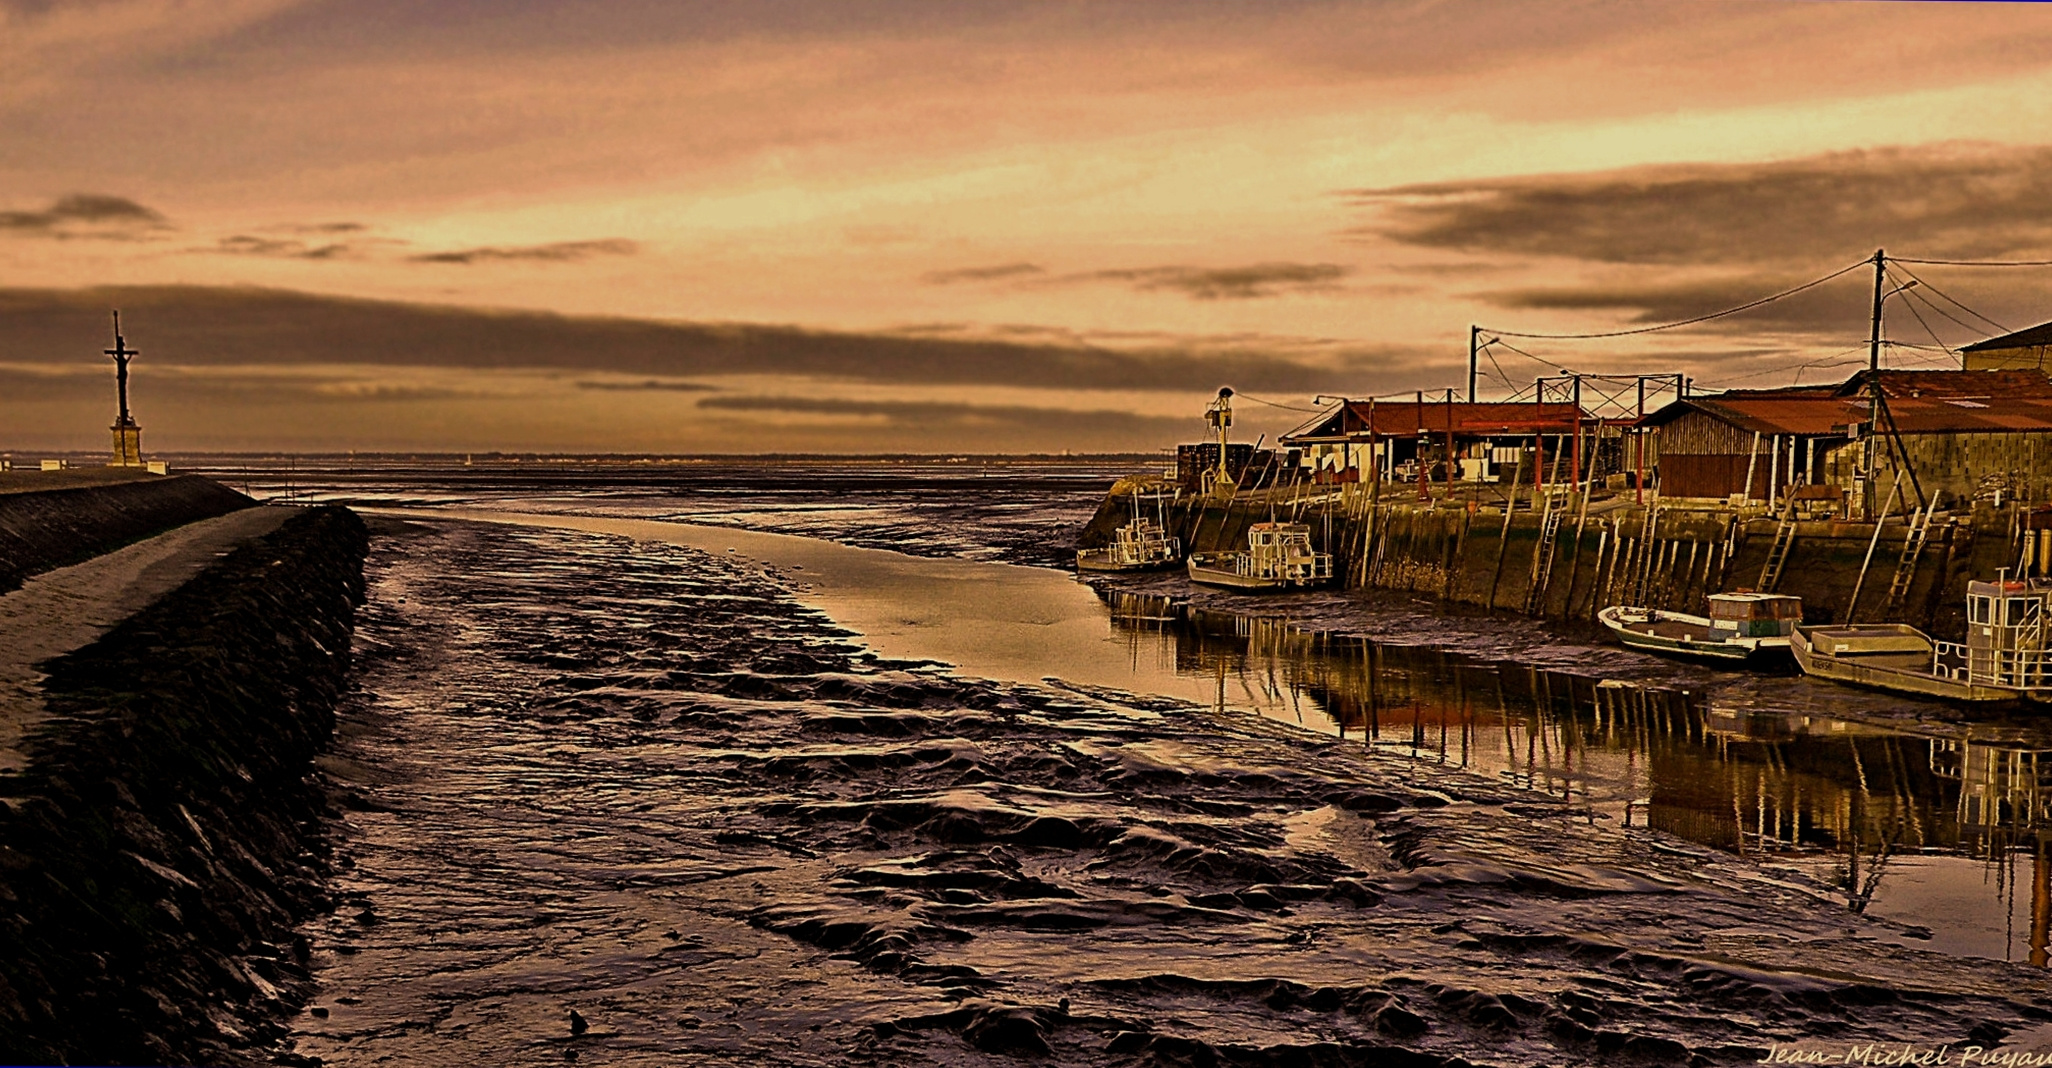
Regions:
[[0, 474, 254, 593], [0, 505, 367, 1066]]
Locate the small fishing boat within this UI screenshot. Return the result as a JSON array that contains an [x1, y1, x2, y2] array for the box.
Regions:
[[1076, 515, 1182, 572], [1599, 592, 1803, 663], [1790, 578, 2052, 704], [1187, 521, 1334, 591]]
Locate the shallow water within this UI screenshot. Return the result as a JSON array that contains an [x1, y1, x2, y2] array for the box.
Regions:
[[354, 502, 2052, 971]]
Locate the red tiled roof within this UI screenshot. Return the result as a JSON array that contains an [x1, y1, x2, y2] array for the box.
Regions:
[[1281, 400, 1585, 443]]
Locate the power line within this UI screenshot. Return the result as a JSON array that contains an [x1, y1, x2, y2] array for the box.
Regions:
[[1480, 342, 1514, 391], [1887, 272, 1959, 361], [1233, 391, 1325, 413], [1478, 259, 1868, 340], [1484, 337, 1572, 373], [1899, 281, 1991, 339], [1887, 262, 2012, 334], [1696, 346, 1866, 390], [1890, 256, 2052, 267]]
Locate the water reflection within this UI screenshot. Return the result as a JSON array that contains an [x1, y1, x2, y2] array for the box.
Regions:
[[1100, 589, 2052, 966]]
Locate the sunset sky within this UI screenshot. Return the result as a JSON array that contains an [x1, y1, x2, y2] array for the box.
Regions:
[[7, 0, 2052, 454]]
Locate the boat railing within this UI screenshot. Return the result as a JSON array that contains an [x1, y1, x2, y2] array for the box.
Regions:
[[1933, 640, 1972, 682], [1952, 642, 2052, 688]]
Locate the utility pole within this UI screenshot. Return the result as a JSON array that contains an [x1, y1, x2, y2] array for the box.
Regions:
[[1862, 248, 1886, 520], [1468, 325, 1480, 403]]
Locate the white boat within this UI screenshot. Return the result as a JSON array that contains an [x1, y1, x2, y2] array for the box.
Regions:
[[1187, 521, 1334, 591], [1599, 593, 1802, 663], [1790, 578, 2052, 704], [1076, 515, 1183, 572]]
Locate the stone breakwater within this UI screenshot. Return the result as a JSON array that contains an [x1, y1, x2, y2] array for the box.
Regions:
[[0, 474, 254, 594], [1083, 485, 2013, 634], [0, 505, 367, 1067]]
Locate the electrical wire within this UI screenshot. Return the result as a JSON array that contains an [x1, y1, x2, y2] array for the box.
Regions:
[[1887, 262, 2012, 334], [1890, 256, 2052, 267], [1696, 345, 1866, 390], [1900, 283, 1989, 340], [1888, 272, 1959, 361], [1232, 391, 1325, 413], [1480, 342, 1515, 391], [1477, 259, 1869, 340], [1484, 337, 1573, 373]]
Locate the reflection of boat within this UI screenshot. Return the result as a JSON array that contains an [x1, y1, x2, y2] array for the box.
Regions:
[[1791, 578, 2052, 704], [1599, 593, 1802, 663], [1077, 517, 1181, 572], [1077, 488, 1183, 572], [1186, 521, 1334, 591], [1105, 591, 1180, 627]]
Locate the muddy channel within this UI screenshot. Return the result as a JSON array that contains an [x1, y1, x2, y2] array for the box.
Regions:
[[236, 462, 2052, 1066]]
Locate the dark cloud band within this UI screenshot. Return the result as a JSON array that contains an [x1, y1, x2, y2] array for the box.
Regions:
[[407, 238, 640, 265], [0, 284, 1367, 393], [1350, 144, 2052, 267]]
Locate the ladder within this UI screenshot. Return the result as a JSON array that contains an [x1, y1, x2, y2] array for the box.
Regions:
[[1881, 500, 1936, 618], [1525, 486, 1572, 613], [1756, 499, 1799, 592]]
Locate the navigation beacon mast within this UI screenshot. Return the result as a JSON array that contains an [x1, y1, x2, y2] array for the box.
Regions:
[[1206, 387, 1234, 494], [106, 311, 144, 468]]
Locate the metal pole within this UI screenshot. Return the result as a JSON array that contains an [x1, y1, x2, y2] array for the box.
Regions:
[[1741, 430, 1760, 502], [1571, 376, 1583, 487], [1445, 388, 1456, 498], [1469, 326, 1480, 403], [1863, 248, 1886, 519], [1846, 471, 1903, 623]]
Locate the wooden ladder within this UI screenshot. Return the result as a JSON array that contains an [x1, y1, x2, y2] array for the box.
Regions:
[[1525, 486, 1572, 613], [1881, 500, 1936, 619], [1756, 500, 1799, 592]]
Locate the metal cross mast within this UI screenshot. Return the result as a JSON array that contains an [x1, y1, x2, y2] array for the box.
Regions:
[[106, 310, 138, 427]]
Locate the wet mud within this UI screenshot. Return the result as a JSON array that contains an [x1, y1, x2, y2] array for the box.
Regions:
[[208, 459, 1112, 570], [286, 517, 2052, 1066]]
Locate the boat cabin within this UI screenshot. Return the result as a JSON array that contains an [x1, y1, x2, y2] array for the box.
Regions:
[[1105, 518, 1178, 566], [1961, 579, 2052, 688], [1706, 593, 1803, 639], [1241, 522, 1334, 583]]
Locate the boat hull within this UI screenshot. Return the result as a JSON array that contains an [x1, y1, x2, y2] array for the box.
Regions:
[[1790, 625, 2038, 704], [1598, 606, 1782, 663], [1185, 553, 1332, 591], [1075, 551, 1180, 573], [1186, 556, 1289, 591]]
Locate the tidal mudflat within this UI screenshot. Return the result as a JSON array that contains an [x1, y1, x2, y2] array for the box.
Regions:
[[279, 506, 2052, 1066]]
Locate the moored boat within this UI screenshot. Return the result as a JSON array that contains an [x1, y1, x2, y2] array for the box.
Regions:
[[1076, 515, 1183, 572], [1187, 521, 1334, 591], [1599, 592, 1802, 663], [1790, 578, 2052, 704]]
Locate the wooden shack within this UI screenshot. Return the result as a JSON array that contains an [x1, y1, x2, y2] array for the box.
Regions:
[[1642, 370, 2052, 507], [1279, 397, 1589, 484], [1963, 321, 2052, 374]]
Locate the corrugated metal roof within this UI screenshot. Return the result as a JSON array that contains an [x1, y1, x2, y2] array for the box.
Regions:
[[1281, 400, 1585, 443], [1962, 321, 2052, 353], [1846, 369, 2052, 398], [1647, 394, 2052, 436]]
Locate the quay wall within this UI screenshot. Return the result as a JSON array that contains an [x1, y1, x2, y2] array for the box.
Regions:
[[1083, 483, 2014, 635], [0, 505, 367, 1066], [0, 474, 254, 593]]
